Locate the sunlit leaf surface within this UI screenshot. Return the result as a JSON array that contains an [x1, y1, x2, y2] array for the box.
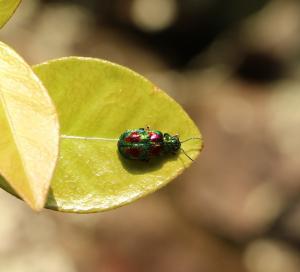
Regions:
[[32, 57, 202, 213], [0, 42, 59, 210]]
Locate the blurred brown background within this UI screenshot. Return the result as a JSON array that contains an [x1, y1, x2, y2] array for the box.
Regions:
[[1, 0, 300, 271]]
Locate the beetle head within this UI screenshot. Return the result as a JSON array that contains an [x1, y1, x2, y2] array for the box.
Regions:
[[163, 133, 181, 153]]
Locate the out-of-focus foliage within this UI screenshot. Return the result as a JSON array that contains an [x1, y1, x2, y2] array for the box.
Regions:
[[42, 0, 270, 66]]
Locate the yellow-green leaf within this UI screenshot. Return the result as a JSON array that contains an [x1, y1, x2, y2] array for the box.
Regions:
[[0, 57, 202, 212], [0, 41, 59, 210], [0, 0, 21, 28], [32, 57, 202, 213]]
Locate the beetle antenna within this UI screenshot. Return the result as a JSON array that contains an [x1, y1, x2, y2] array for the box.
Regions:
[[180, 137, 202, 143], [180, 148, 194, 161], [61, 135, 118, 141]]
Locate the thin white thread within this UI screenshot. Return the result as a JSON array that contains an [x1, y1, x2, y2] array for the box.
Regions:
[[61, 135, 118, 141]]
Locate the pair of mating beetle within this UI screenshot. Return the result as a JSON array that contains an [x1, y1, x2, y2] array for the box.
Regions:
[[62, 127, 200, 161]]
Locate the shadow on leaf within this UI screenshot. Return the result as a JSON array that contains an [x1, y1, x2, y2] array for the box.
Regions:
[[117, 151, 180, 174]]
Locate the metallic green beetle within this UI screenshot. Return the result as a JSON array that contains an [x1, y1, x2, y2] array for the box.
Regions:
[[118, 128, 195, 161]]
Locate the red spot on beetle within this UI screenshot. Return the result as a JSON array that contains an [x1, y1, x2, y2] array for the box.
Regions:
[[125, 132, 141, 143], [150, 145, 162, 156], [126, 147, 140, 157], [149, 132, 162, 142]]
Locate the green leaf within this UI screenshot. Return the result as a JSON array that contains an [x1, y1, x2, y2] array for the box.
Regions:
[[2, 57, 202, 213], [0, 0, 21, 28], [0, 41, 59, 210], [33, 57, 202, 212]]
